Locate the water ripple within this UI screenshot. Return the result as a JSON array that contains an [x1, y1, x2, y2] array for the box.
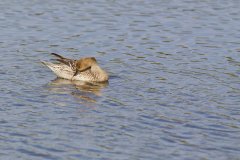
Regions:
[[0, 0, 240, 160]]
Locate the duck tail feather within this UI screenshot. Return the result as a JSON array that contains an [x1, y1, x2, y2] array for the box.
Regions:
[[51, 53, 66, 59]]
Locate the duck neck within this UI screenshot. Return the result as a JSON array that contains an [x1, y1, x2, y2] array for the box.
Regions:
[[91, 65, 108, 81]]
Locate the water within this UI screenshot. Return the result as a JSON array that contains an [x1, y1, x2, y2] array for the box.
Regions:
[[0, 0, 240, 159]]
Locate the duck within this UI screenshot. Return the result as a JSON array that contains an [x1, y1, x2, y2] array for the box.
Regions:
[[42, 53, 109, 82]]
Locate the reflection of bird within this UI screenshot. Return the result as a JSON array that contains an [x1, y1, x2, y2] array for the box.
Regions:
[[42, 53, 109, 82], [48, 78, 109, 103], [50, 78, 108, 96]]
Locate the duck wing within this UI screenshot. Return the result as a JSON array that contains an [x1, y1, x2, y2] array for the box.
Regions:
[[51, 53, 77, 71]]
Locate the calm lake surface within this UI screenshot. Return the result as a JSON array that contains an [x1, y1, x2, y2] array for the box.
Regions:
[[0, 0, 240, 159]]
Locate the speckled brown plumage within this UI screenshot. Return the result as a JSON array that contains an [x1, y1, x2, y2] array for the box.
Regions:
[[42, 53, 109, 82]]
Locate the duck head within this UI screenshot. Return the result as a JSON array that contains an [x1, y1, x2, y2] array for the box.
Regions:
[[76, 57, 97, 72]]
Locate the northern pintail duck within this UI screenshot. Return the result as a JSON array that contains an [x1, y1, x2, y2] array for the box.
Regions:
[[42, 53, 109, 82]]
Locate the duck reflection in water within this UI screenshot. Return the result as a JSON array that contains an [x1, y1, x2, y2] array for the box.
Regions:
[[47, 78, 108, 103]]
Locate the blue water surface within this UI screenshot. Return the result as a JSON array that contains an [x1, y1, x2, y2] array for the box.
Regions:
[[0, 0, 240, 159]]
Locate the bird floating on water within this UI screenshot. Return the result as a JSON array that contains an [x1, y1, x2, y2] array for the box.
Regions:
[[42, 53, 109, 82]]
